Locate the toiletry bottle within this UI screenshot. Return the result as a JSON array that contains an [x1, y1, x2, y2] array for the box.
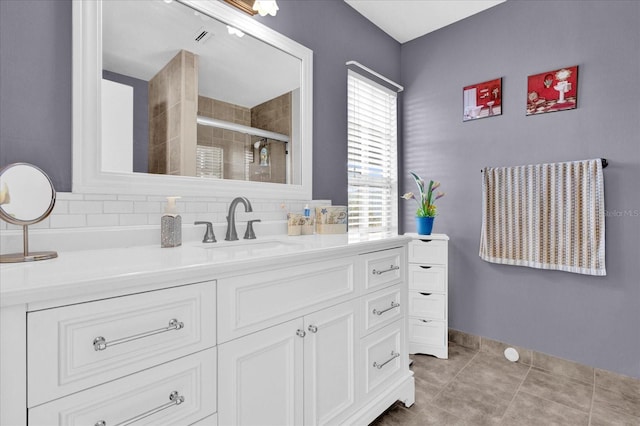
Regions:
[[161, 196, 182, 248], [304, 204, 310, 217]]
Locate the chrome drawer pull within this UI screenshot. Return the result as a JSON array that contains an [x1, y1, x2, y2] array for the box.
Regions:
[[372, 265, 400, 275], [94, 391, 185, 426], [93, 319, 184, 351], [373, 351, 400, 369], [372, 301, 400, 316]]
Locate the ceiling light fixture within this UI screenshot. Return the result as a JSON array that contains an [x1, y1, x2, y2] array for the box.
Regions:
[[252, 0, 279, 17], [223, 0, 279, 17]]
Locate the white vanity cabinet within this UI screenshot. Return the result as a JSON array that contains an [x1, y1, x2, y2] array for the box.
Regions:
[[0, 235, 414, 426], [406, 233, 449, 359]]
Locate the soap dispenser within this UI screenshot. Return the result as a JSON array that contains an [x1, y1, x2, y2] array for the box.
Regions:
[[161, 196, 182, 248]]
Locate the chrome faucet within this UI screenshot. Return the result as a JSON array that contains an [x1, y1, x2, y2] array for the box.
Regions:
[[225, 197, 253, 241]]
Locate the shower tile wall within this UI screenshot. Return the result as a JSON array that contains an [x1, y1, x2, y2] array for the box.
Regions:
[[197, 94, 290, 184], [250, 93, 291, 184], [252, 92, 291, 137], [148, 50, 198, 176], [198, 96, 251, 181]]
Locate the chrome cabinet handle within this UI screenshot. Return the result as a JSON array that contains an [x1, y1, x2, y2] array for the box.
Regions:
[[94, 391, 185, 426], [308, 325, 318, 333], [372, 301, 400, 316], [373, 351, 400, 369], [296, 329, 306, 338], [372, 265, 400, 275], [93, 319, 184, 351]]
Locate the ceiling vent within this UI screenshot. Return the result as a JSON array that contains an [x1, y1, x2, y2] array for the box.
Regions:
[[193, 27, 212, 44]]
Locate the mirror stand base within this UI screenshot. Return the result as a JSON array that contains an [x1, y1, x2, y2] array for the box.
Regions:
[[0, 251, 58, 263]]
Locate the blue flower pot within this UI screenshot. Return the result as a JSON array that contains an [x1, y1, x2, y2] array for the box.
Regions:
[[416, 216, 434, 235]]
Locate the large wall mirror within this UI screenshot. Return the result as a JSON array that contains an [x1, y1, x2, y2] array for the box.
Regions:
[[73, 0, 313, 199]]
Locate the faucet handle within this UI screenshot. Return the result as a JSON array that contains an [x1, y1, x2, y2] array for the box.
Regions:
[[244, 219, 261, 240], [194, 221, 216, 243]]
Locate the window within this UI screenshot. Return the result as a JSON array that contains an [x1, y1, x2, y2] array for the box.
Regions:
[[196, 145, 224, 179], [347, 69, 398, 234]]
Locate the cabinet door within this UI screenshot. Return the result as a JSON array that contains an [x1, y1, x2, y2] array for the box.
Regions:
[[218, 319, 304, 426], [303, 300, 359, 426]]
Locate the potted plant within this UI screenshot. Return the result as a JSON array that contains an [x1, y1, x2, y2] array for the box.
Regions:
[[402, 171, 445, 235]]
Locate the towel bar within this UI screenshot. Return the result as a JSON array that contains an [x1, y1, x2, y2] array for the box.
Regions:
[[481, 158, 608, 172]]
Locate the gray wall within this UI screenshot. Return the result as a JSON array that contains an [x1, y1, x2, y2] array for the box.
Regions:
[[0, 0, 401, 203], [401, 0, 640, 378], [0, 0, 72, 191]]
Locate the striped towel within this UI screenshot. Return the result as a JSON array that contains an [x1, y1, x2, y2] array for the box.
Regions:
[[479, 159, 606, 276]]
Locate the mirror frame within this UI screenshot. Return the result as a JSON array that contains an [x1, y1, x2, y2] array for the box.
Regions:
[[72, 0, 313, 199]]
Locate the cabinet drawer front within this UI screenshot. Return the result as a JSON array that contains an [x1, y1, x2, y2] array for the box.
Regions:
[[361, 320, 404, 395], [362, 248, 404, 292], [218, 258, 355, 343], [362, 285, 403, 335], [409, 292, 446, 319], [27, 282, 216, 407], [408, 318, 446, 347], [29, 348, 217, 426], [408, 240, 447, 264], [407, 264, 446, 293]]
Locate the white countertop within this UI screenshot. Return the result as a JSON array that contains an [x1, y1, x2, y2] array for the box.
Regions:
[[0, 233, 410, 308]]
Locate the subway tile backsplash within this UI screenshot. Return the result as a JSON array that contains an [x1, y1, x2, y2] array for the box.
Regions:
[[0, 192, 324, 231]]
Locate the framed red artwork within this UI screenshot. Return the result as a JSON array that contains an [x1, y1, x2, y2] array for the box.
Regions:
[[527, 65, 578, 115], [463, 78, 502, 122]]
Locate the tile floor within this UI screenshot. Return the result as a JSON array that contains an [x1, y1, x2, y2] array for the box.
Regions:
[[370, 343, 640, 425]]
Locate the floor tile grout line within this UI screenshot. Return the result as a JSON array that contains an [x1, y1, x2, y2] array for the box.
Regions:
[[521, 369, 595, 414], [425, 347, 482, 421], [587, 369, 596, 426], [498, 361, 532, 423]]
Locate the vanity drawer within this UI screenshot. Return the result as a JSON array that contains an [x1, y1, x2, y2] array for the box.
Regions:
[[408, 239, 447, 264], [361, 320, 405, 396], [408, 318, 446, 348], [408, 292, 446, 320], [217, 257, 356, 343], [29, 348, 217, 426], [407, 264, 446, 293], [362, 247, 404, 292], [27, 282, 216, 407], [362, 284, 403, 335]]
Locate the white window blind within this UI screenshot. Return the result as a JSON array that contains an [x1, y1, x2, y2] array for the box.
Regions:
[[347, 69, 398, 233], [196, 145, 224, 179]]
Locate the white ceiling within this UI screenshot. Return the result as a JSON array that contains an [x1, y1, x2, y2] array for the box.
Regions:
[[344, 0, 506, 43], [102, 0, 300, 108]]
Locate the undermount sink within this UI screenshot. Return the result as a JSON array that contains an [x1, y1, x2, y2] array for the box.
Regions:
[[196, 238, 307, 258]]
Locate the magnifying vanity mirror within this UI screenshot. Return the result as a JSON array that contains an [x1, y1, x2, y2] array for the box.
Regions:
[[0, 163, 58, 263], [73, 0, 313, 199]]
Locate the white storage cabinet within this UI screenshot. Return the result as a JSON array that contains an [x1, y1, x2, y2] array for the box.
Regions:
[[406, 233, 449, 359]]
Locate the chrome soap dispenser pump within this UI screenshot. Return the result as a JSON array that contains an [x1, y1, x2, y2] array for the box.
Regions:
[[161, 196, 182, 248]]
